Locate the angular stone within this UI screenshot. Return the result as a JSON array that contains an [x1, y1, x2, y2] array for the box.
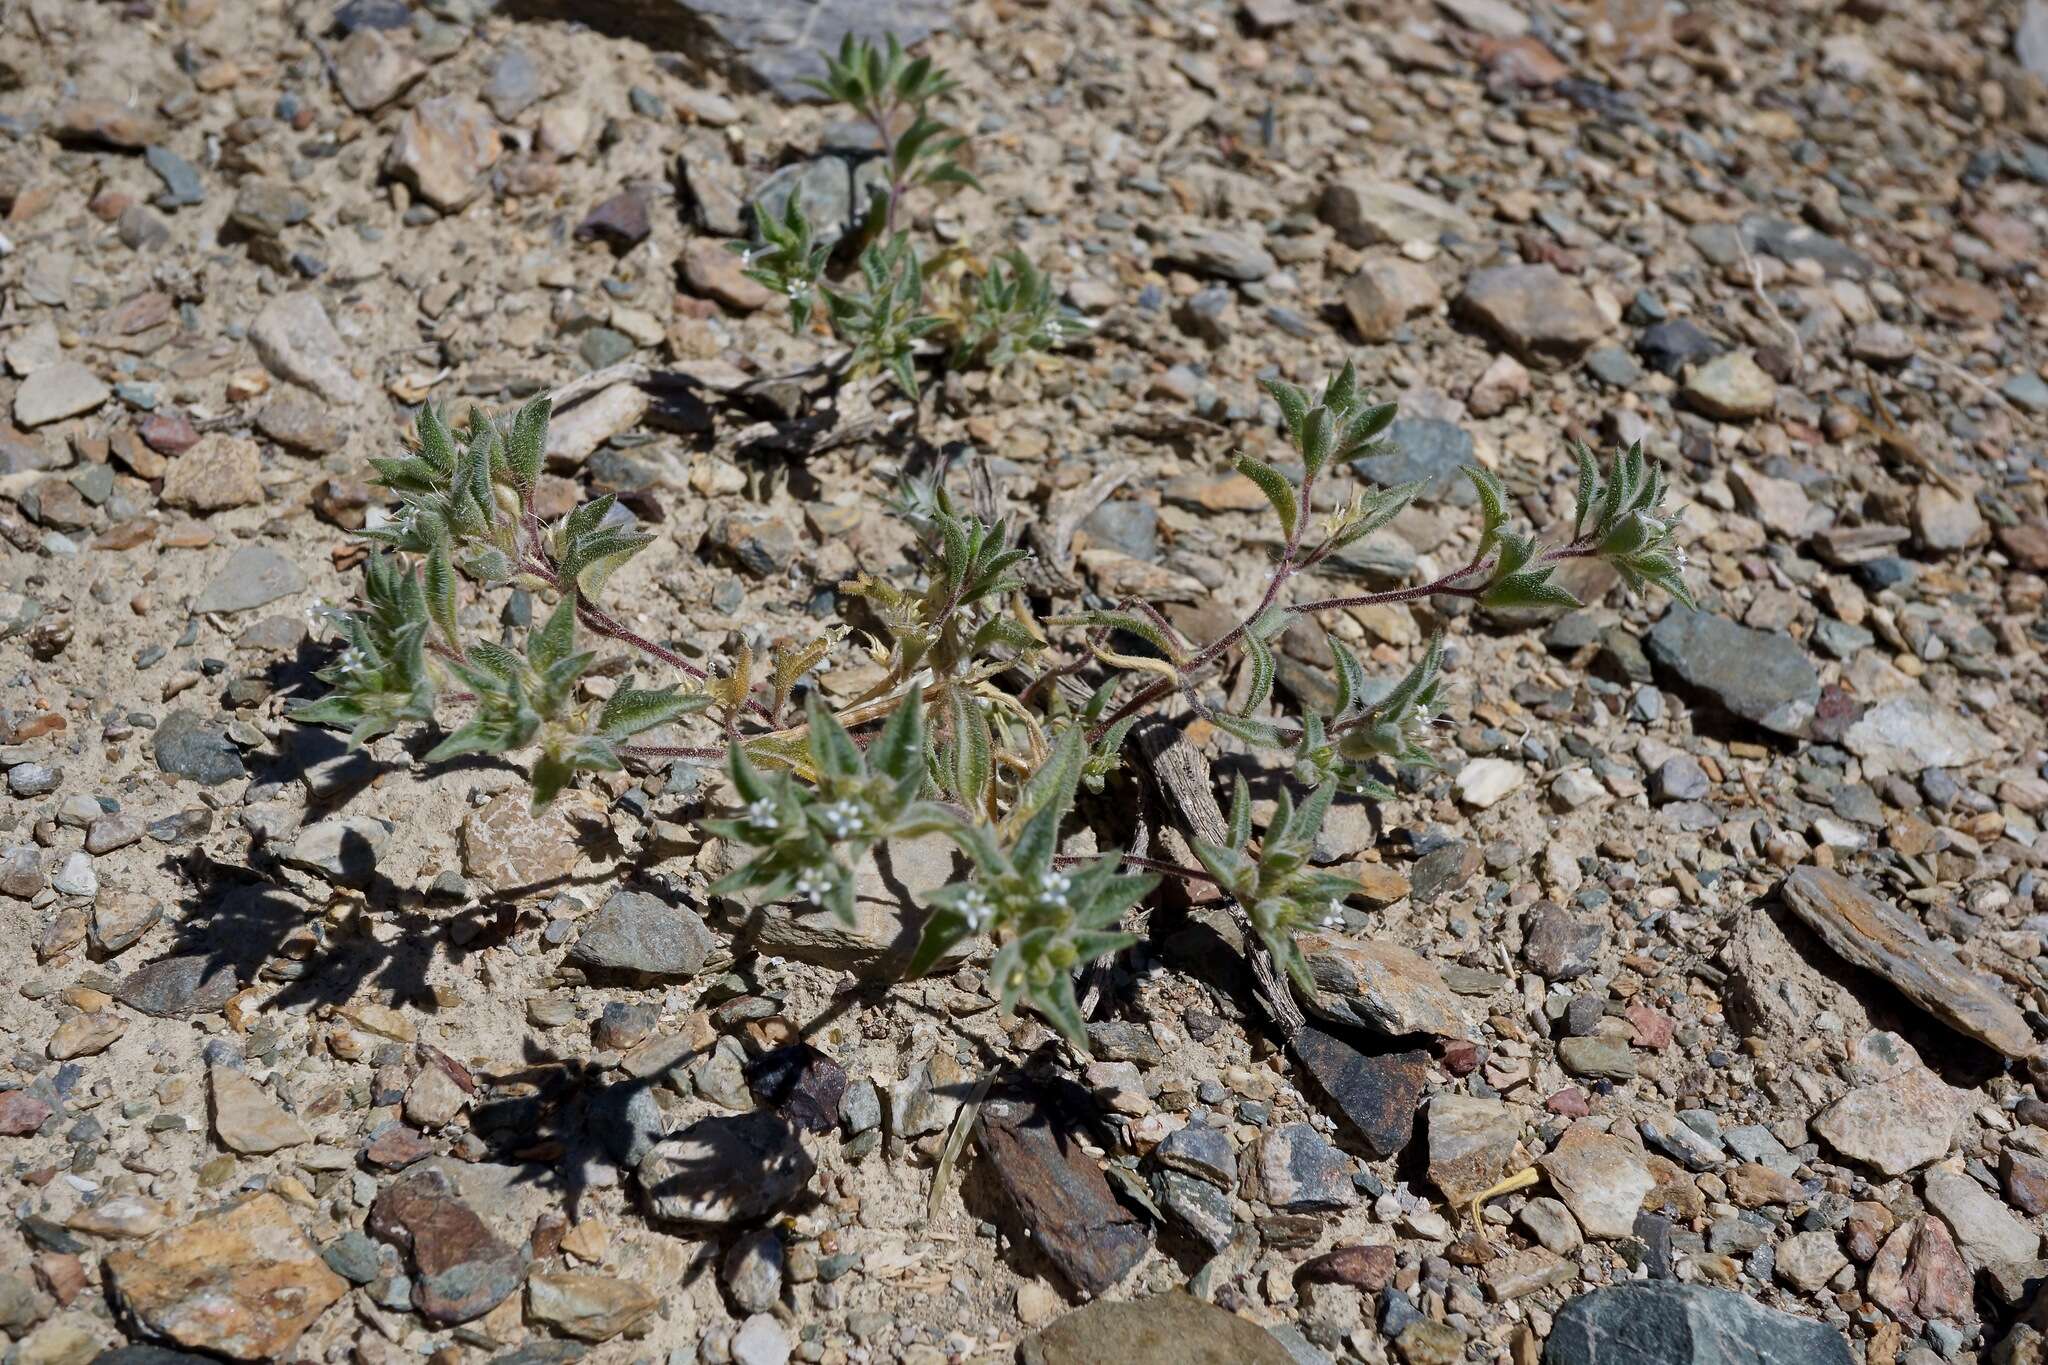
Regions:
[[386, 98, 502, 211], [744, 1043, 847, 1135], [1426, 1094, 1521, 1207], [1458, 265, 1608, 368], [976, 1079, 1148, 1296], [13, 364, 109, 428], [544, 383, 648, 467], [331, 26, 425, 112], [1812, 1033, 1962, 1177], [1781, 867, 2034, 1059], [194, 548, 307, 616], [1546, 1281, 1852, 1365], [255, 396, 343, 454], [1775, 1229, 1848, 1291], [1841, 694, 1999, 773], [1320, 177, 1477, 248], [367, 1163, 528, 1324], [567, 889, 714, 980], [210, 1066, 312, 1154], [1255, 1122, 1355, 1212], [1681, 352, 1776, 421], [525, 1272, 656, 1342], [638, 1111, 813, 1227], [1340, 259, 1441, 341], [161, 437, 265, 513], [459, 788, 608, 896], [1522, 904, 1604, 981], [1290, 1025, 1429, 1158], [250, 294, 366, 406], [118, 954, 240, 1017], [281, 816, 388, 885], [1019, 1293, 1293, 1365], [1924, 1168, 2041, 1270], [636, 0, 958, 102], [47, 1012, 124, 1060], [711, 832, 974, 975], [1297, 931, 1468, 1038], [1645, 611, 1819, 737], [102, 1195, 345, 1362], [1539, 1126, 1656, 1241], [0, 1090, 53, 1135]]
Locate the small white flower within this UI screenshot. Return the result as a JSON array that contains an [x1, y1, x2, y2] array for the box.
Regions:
[[1037, 870, 1071, 908], [794, 869, 831, 905], [745, 798, 779, 831], [956, 887, 994, 933], [818, 799, 864, 839]]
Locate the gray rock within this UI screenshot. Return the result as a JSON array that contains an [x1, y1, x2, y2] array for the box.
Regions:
[[1353, 417, 1475, 505], [722, 1228, 785, 1314], [1650, 755, 1709, 804], [282, 816, 391, 886], [1740, 215, 1872, 279], [1256, 1123, 1355, 1211], [1458, 264, 1608, 368], [1636, 319, 1722, 377], [638, 1112, 814, 1226], [1644, 612, 1819, 737], [153, 710, 248, 786], [1543, 1280, 1852, 1365], [1318, 177, 1477, 248], [2022, 0, 2048, 83], [1522, 904, 1604, 981], [743, 155, 887, 252], [1841, 694, 1999, 773], [1154, 1168, 1234, 1252], [145, 145, 205, 208], [483, 46, 547, 119], [13, 363, 109, 427], [711, 832, 974, 974], [568, 889, 715, 979], [1290, 1026, 1429, 1159], [251, 294, 367, 406], [629, 0, 959, 103], [118, 954, 240, 1017], [1157, 229, 1275, 283], [194, 547, 308, 614], [1153, 1123, 1236, 1188]]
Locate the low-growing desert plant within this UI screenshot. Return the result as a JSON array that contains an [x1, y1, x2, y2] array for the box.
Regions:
[[294, 358, 1689, 1049], [736, 34, 1089, 397]]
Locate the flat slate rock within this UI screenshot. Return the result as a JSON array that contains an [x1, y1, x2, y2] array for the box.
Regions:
[[193, 547, 307, 614], [1780, 866, 2036, 1059], [1020, 1293, 1294, 1365], [602, 0, 960, 102], [1290, 1024, 1429, 1158], [1645, 611, 1818, 737], [976, 1078, 1148, 1296], [1545, 1281, 1852, 1365]]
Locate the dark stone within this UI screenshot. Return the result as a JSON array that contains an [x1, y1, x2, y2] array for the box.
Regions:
[[976, 1077, 1148, 1296], [1353, 417, 1476, 506], [744, 1043, 847, 1134], [1291, 1025, 1429, 1159], [367, 1163, 528, 1325], [1644, 612, 1819, 738], [574, 190, 651, 249], [1410, 840, 1480, 906], [1740, 215, 1872, 280], [92, 1350, 222, 1365], [1151, 1122, 1234, 1188], [1544, 1280, 1853, 1365], [1635, 319, 1723, 377], [152, 709, 247, 786], [117, 954, 239, 1017], [1522, 903, 1605, 981]]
